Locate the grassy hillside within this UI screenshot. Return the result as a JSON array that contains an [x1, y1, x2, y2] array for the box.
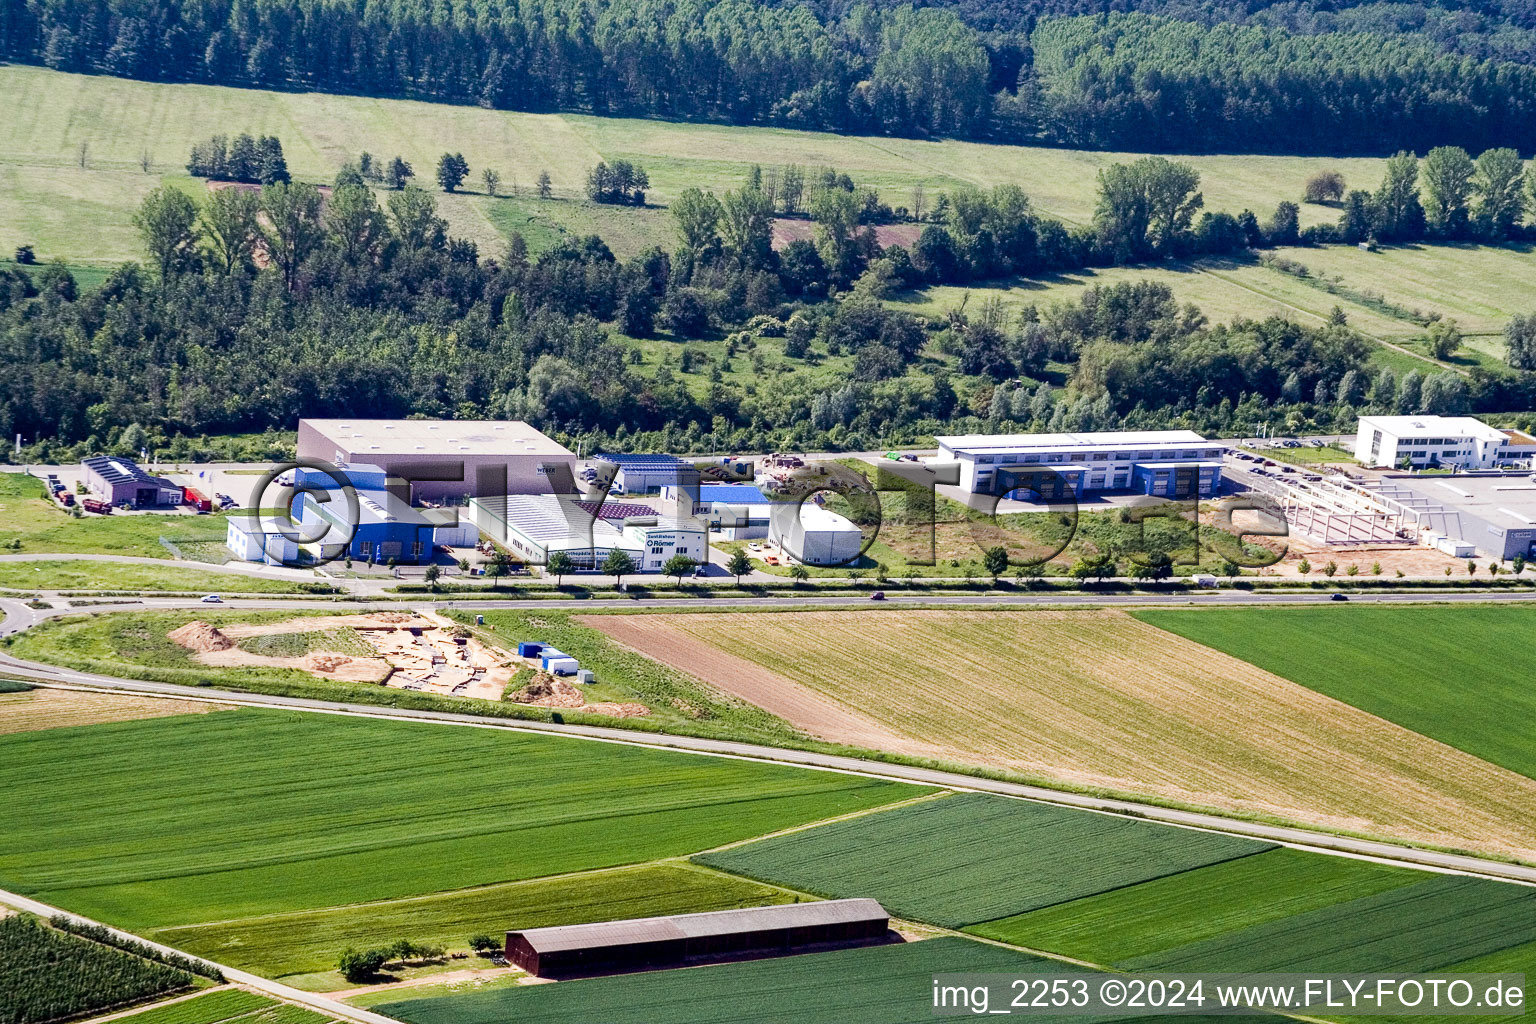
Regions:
[[1, 65, 1385, 266], [1134, 606, 1536, 781]]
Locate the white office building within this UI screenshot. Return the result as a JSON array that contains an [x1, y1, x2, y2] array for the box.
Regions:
[[934, 431, 1225, 499], [1353, 415, 1536, 469]]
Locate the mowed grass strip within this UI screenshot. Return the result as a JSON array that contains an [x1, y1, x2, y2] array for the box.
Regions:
[[1133, 606, 1536, 780], [0, 559, 311, 594], [965, 848, 1417, 964], [1127, 874, 1536, 974], [154, 864, 802, 978], [376, 936, 1100, 1024], [106, 989, 277, 1024], [0, 709, 915, 932], [695, 793, 1269, 929]]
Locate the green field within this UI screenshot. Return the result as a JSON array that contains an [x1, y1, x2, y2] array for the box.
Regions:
[[1134, 606, 1536, 780], [106, 990, 278, 1024], [376, 936, 1092, 1024], [155, 864, 801, 979], [235, 628, 375, 659], [966, 848, 1417, 963], [694, 793, 1269, 929], [0, 709, 914, 932], [0, 474, 228, 558], [1, 64, 1386, 267], [0, 558, 314, 594], [1127, 873, 1536, 973]]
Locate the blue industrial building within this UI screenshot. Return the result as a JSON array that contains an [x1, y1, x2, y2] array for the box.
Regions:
[[935, 431, 1225, 501], [291, 463, 474, 564]]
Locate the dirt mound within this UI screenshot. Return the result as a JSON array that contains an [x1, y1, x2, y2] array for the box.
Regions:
[[509, 673, 651, 718], [510, 673, 586, 708], [168, 621, 233, 652]]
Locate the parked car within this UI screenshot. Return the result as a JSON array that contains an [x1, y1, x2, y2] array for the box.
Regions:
[[200, 594, 223, 603]]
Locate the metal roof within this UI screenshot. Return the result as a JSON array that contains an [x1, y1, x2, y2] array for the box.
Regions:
[[473, 494, 626, 546], [304, 419, 572, 458], [593, 452, 690, 466], [700, 484, 770, 505], [935, 430, 1210, 454], [1357, 415, 1506, 443], [82, 456, 167, 486], [511, 899, 887, 954]]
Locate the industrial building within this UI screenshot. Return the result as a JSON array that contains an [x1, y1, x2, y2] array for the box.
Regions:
[[469, 494, 704, 571], [664, 483, 773, 540], [505, 899, 889, 978], [594, 452, 692, 495], [296, 419, 574, 501], [1368, 474, 1536, 560], [1353, 415, 1536, 470], [469, 494, 636, 569], [769, 502, 864, 565], [934, 431, 1225, 499], [225, 516, 300, 565], [289, 463, 473, 564], [80, 456, 184, 508]]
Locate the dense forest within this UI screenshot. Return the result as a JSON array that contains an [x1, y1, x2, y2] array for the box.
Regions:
[[6, 0, 1536, 152], [5, 151, 1536, 462]]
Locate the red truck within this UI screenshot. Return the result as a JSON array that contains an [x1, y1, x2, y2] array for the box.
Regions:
[[81, 499, 113, 515], [183, 486, 212, 513]]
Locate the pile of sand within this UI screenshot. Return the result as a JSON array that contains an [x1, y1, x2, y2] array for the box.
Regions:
[[168, 621, 233, 652], [510, 674, 586, 708], [509, 673, 650, 718]]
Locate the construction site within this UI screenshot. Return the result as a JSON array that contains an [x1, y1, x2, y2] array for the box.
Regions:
[[164, 612, 651, 716], [1225, 455, 1536, 566], [167, 611, 516, 700]]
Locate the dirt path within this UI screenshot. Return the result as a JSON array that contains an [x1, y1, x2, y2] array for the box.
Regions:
[[581, 615, 951, 759], [328, 967, 518, 1000]]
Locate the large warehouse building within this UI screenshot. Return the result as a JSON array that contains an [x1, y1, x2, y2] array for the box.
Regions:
[[934, 431, 1225, 499], [296, 419, 574, 501], [80, 456, 184, 508], [1368, 473, 1536, 560], [289, 463, 472, 564], [468, 494, 705, 571], [505, 899, 889, 978], [1353, 415, 1536, 469]]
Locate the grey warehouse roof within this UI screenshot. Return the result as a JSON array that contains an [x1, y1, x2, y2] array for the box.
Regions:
[[82, 456, 166, 485], [936, 430, 1210, 454], [511, 898, 888, 954]]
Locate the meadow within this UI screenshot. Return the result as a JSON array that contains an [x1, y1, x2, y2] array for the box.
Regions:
[[0, 709, 914, 932], [376, 936, 1091, 1024], [695, 792, 1269, 929], [966, 847, 1418, 962], [0, 474, 229, 558], [105, 990, 278, 1024], [155, 863, 800, 980], [1, 64, 1385, 267], [0, 558, 315, 594], [592, 609, 1536, 858], [1133, 606, 1536, 780]]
